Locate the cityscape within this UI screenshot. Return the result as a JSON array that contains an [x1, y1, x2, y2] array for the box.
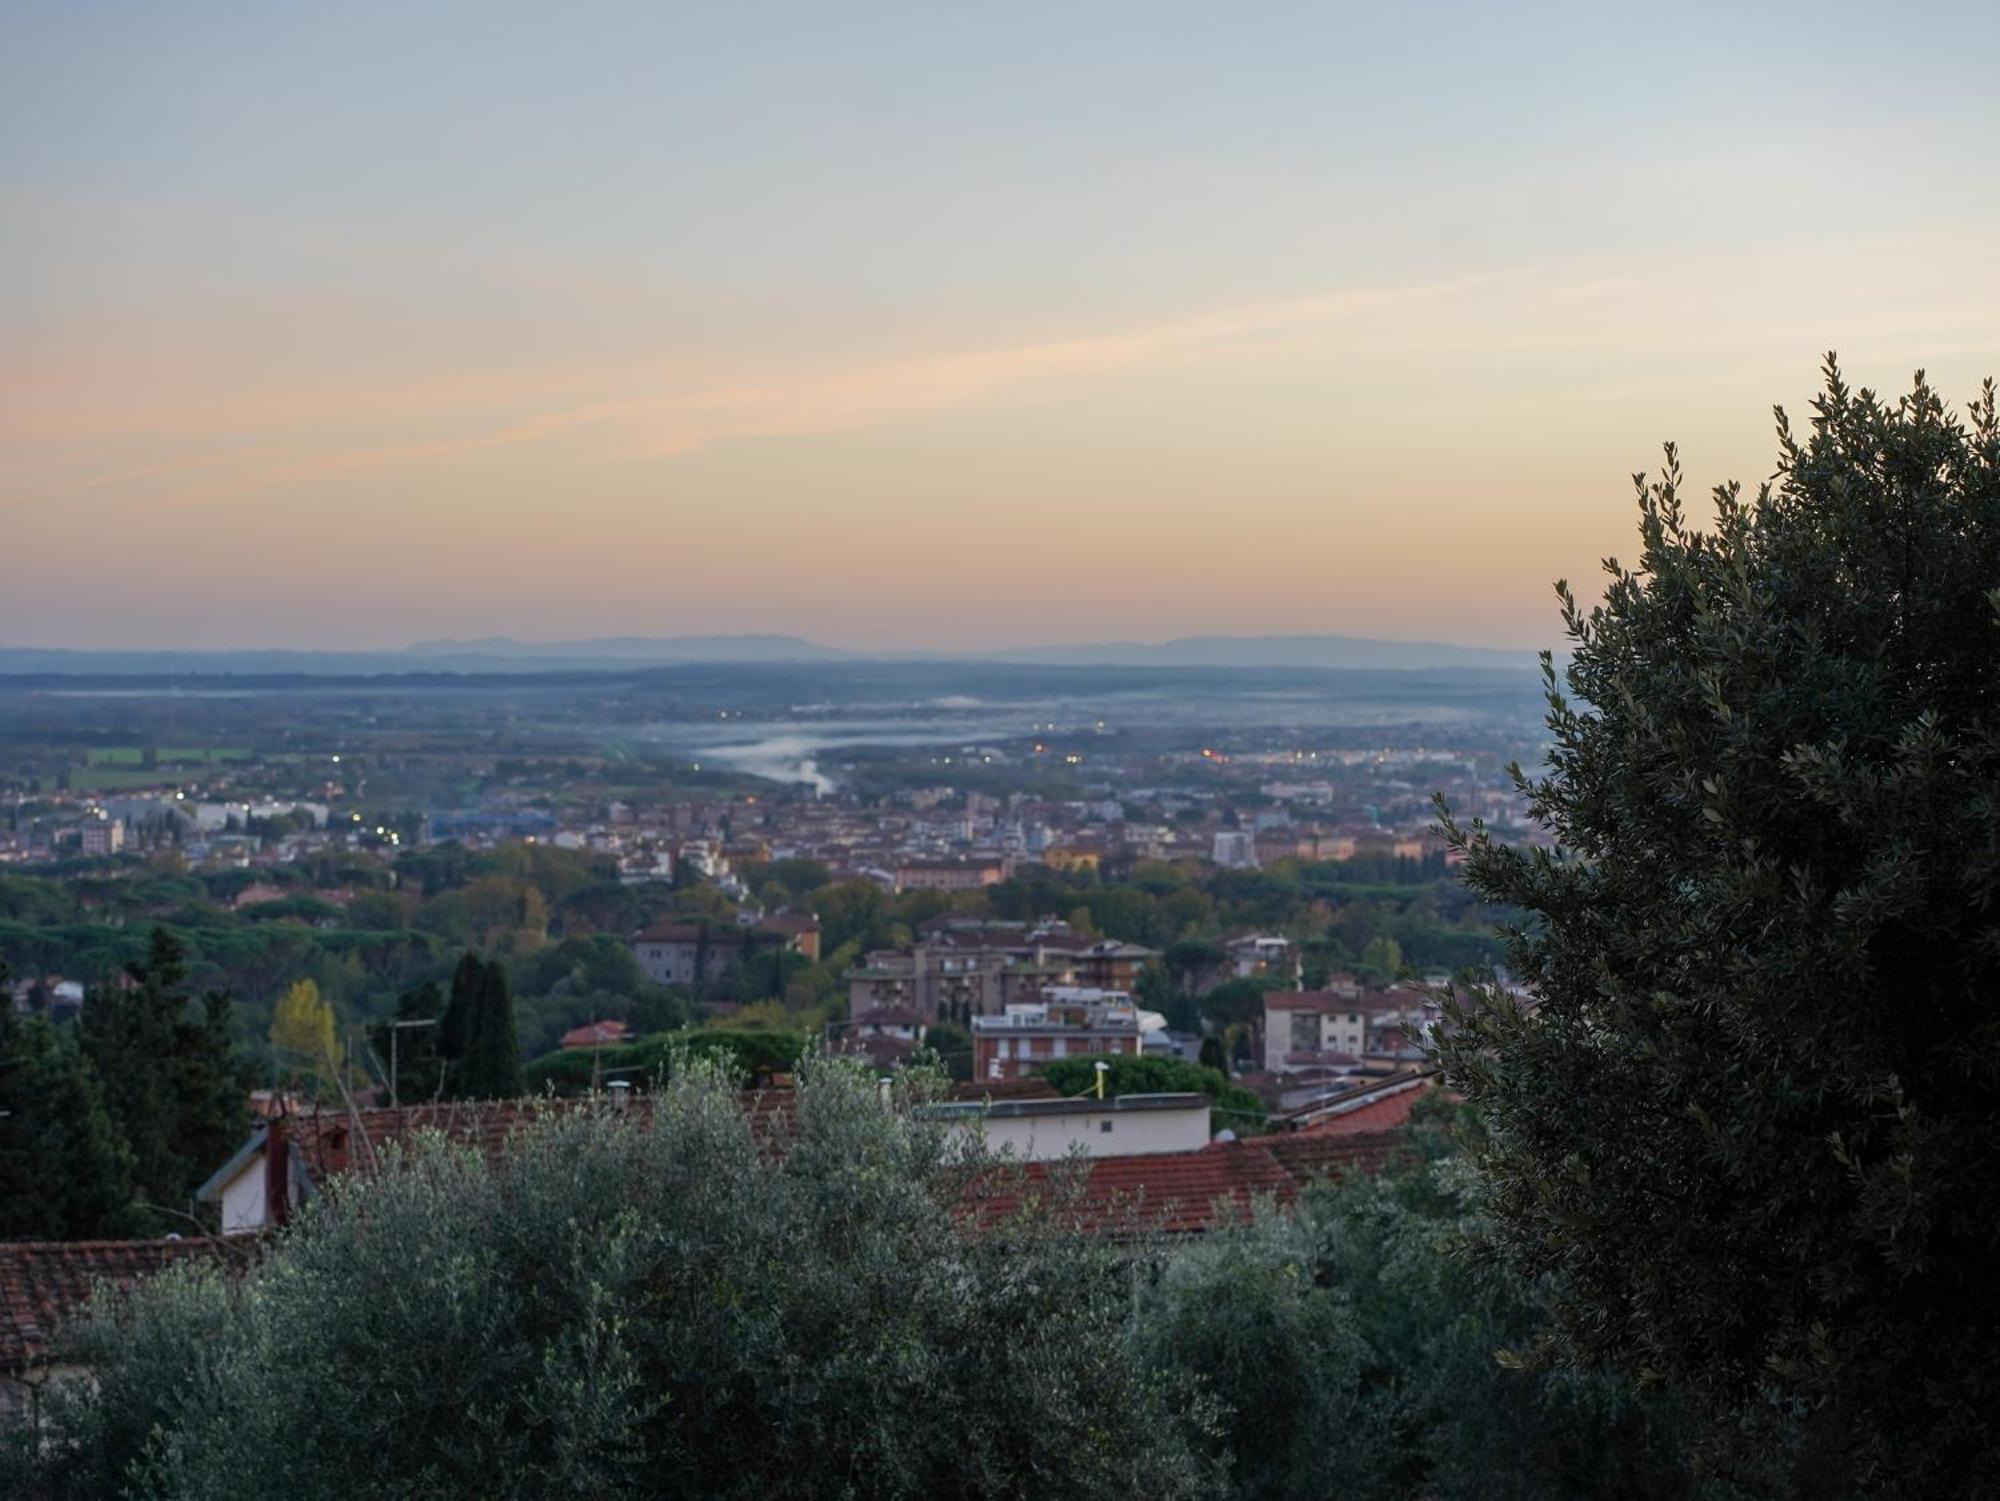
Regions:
[[4, 3, 1998, 1497]]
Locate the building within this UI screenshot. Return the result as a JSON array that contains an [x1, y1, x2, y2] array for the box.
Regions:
[[631, 917, 817, 987], [1262, 984, 1442, 1074], [971, 992, 1142, 1083], [558, 1020, 631, 1050], [845, 932, 1159, 1027], [78, 818, 123, 857], [928, 1091, 1211, 1160], [1, 1238, 224, 1423], [830, 1006, 930, 1070], [1224, 934, 1300, 985], [1211, 830, 1258, 869], [892, 857, 1008, 892]]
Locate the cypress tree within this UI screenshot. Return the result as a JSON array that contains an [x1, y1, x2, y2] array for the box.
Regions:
[[0, 960, 138, 1238], [80, 928, 246, 1228], [454, 959, 524, 1101], [438, 951, 482, 1077]]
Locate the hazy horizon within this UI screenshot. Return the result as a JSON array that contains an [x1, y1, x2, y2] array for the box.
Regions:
[[7, 2, 1999, 651]]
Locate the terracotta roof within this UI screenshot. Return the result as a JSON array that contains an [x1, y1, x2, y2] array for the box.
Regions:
[[0, 1238, 226, 1374], [559, 1020, 632, 1050], [632, 921, 708, 943], [1294, 1088, 1427, 1137], [969, 1128, 1407, 1238], [1259, 1128, 1409, 1182], [214, 1081, 1060, 1196]]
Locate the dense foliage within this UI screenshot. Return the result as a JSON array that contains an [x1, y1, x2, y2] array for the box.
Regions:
[[0, 837, 1505, 1072], [2, 1075, 1751, 1501], [523, 1026, 806, 1094], [6, 1056, 1215, 1501], [1135, 1102, 1738, 1501], [0, 958, 137, 1239], [0, 932, 247, 1238], [1440, 363, 2000, 1495], [1036, 1053, 1269, 1132]]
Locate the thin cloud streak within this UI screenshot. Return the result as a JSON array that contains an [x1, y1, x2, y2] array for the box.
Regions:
[[11, 271, 1515, 510]]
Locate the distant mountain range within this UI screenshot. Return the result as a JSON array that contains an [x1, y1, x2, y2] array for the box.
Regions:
[[399, 633, 863, 663], [0, 632, 1540, 677]]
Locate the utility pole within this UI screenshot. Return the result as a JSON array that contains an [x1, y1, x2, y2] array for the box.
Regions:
[[388, 1018, 437, 1109]]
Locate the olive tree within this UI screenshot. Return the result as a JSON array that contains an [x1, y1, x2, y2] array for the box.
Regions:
[[9, 1055, 1212, 1501], [1439, 362, 2000, 1496]]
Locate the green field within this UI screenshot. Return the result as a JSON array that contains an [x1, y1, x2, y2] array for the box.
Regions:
[[85, 746, 253, 767]]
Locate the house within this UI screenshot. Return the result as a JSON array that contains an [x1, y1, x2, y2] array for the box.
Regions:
[[21, 1099, 1419, 1396], [559, 1020, 631, 1050], [927, 1091, 1212, 1160], [831, 1006, 930, 1070], [892, 857, 1008, 892], [1, 1237, 227, 1424], [1224, 934, 1301, 985], [1276, 1068, 1440, 1135], [631, 918, 815, 987], [1262, 983, 1441, 1074], [195, 1083, 1055, 1237], [968, 1127, 1407, 1238], [971, 992, 1143, 1083], [845, 931, 1159, 1027]]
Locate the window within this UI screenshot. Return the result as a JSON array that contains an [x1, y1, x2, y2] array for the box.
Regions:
[[1099, 1120, 1114, 1133]]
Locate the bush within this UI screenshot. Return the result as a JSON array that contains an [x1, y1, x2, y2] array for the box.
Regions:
[[524, 1027, 806, 1095], [1132, 1106, 1743, 1501], [1036, 1054, 1266, 1134], [9, 1056, 1213, 1501]]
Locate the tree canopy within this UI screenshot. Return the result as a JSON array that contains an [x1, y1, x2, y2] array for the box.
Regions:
[[1440, 362, 2000, 1496]]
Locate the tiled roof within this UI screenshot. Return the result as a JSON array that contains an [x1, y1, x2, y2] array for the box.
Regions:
[[1293, 1088, 1427, 1137], [1258, 1128, 1409, 1182], [218, 1081, 1063, 1193], [970, 1128, 1407, 1238], [559, 1020, 632, 1049], [0, 1238, 226, 1374]]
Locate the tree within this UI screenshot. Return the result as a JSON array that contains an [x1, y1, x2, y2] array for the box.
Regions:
[[1131, 1102, 1730, 1501], [1037, 1053, 1267, 1133], [11, 1056, 1213, 1501], [0, 960, 137, 1239], [452, 958, 524, 1101], [268, 978, 338, 1089], [79, 928, 245, 1228], [370, 981, 446, 1104], [1439, 362, 2000, 1496], [437, 951, 482, 1073], [1356, 934, 1403, 981], [1164, 939, 1228, 996]]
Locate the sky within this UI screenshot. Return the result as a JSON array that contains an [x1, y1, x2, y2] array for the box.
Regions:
[[5, 1, 1999, 653]]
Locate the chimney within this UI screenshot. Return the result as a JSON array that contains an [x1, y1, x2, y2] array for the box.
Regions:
[[263, 1118, 291, 1229]]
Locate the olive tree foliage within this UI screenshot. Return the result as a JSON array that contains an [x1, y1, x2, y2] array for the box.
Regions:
[[1132, 1102, 1728, 1501], [1437, 362, 2000, 1496], [7, 1054, 1213, 1501]]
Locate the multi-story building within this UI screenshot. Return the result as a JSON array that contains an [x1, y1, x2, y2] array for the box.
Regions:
[[1261, 983, 1441, 1074], [1224, 934, 1300, 985], [79, 818, 123, 857], [632, 917, 818, 988], [1211, 830, 1258, 869], [971, 991, 1142, 1083], [845, 931, 1158, 1026], [892, 857, 1008, 892]]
